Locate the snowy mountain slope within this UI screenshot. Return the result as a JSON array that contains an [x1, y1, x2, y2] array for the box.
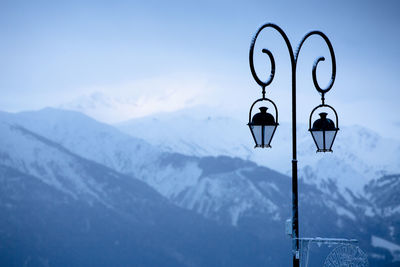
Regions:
[[0, 109, 338, 228], [371, 236, 400, 262], [116, 107, 253, 161], [0, 119, 167, 211], [161, 155, 289, 226], [4, 108, 398, 224], [0, 110, 259, 224], [1, 108, 399, 265], [3, 109, 300, 225], [0, 119, 277, 267], [0, 168, 275, 267], [365, 174, 400, 218], [0, 108, 160, 174], [116, 108, 400, 196], [0, 109, 288, 228]]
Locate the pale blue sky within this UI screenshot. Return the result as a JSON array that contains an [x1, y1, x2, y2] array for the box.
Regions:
[[0, 0, 399, 137]]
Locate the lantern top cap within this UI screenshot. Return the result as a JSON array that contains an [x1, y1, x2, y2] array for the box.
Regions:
[[250, 106, 276, 126], [311, 112, 336, 131]]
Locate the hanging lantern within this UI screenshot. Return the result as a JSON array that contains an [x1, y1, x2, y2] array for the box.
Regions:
[[248, 100, 278, 148], [309, 111, 339, 152]]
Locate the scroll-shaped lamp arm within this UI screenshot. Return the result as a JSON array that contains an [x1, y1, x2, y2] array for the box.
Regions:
[[296, 31, 337, 100]]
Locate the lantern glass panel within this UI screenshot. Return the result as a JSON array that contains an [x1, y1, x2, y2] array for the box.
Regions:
[[264, 125, 276, 146], [325, 130, 337, 150], [251, 125, 262, 146], [311, 130, 324, 150]]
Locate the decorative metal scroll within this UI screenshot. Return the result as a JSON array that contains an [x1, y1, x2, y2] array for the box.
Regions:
[[249, 23, 337, 104]]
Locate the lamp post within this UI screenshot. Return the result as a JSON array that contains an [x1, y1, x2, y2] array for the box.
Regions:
[[247, 23, 339, 267]]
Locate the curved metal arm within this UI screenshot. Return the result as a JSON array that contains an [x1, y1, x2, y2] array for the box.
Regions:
[[249, 25, 336, 99], [249, 23, 295, 95], [296, 31, 336, 97]]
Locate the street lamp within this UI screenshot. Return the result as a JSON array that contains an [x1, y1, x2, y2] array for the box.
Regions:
[[248, 23, 339, 267]]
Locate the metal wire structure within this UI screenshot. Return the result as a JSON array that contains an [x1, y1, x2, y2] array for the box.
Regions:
[[298, 238, 368, 267], [324, 244, 369, 267]]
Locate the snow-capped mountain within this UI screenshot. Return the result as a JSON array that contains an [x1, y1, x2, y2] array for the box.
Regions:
[[0, 108, 287, 227], [0, 108, 160, 174], [1, 107, 399, 266], [116, 107, 400, 196], [0, 113, 276, 267]]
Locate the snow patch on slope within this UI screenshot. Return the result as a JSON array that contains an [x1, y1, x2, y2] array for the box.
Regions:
[[179, 169, 280, 226], [0, 122, 104, 202], [140, 161, 203, 199], [371, 236, 400, 262]]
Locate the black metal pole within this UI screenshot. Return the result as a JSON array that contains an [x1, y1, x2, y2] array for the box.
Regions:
[[249, 23, 336, 267], [291, 54, 300, 267]]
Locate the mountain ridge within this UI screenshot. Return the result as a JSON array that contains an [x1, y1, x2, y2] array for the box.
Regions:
[[115, 108, 400, 196], [0, 107, 399, 266], [0, 111, 278, 267]]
